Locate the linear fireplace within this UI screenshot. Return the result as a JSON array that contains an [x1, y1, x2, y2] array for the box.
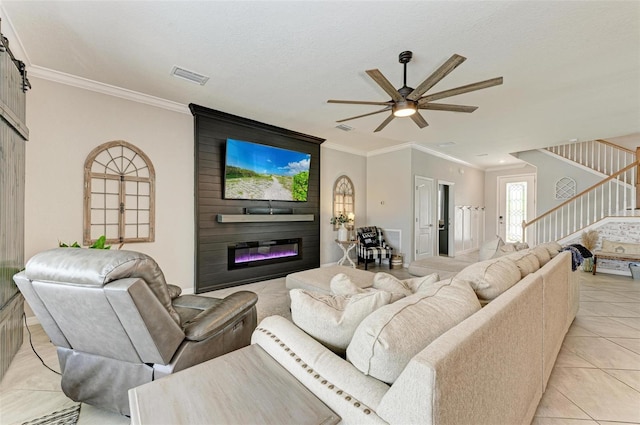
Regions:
[[228, 238, 302, 270]]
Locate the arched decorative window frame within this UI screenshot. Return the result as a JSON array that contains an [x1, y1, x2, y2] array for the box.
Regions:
[[332, 175, 355, 230], [555, 176, 577, 200], [83, 140, 155, 246]]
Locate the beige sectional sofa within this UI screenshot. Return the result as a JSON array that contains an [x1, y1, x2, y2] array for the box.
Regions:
[[253, 242, 579, 425]]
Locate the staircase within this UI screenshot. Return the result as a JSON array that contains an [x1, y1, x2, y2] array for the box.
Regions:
[[545, 139, 636, 176], [523, 139, 639, 244]]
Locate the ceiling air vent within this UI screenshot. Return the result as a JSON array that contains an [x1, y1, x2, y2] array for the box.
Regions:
[[336, 124, 353, 132], [170, 66, 209, 85]]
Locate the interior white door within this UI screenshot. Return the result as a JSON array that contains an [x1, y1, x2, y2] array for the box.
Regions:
[[414, 176, 435, 261], [497, 174, 536, 243]]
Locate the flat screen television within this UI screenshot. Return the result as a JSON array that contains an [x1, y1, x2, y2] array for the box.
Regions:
[[224, 139, 311, 202]]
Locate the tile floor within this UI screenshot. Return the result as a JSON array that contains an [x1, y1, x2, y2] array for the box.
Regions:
[[1, 266, 639, 424]]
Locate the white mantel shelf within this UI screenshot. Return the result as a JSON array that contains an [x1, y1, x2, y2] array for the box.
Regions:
[[217, 214, 315, 223]]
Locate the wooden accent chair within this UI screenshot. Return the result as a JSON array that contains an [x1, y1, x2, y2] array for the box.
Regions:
[[356, 226, 394, 270]]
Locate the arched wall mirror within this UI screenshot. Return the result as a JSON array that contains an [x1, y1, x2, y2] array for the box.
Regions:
[[332, 175, 355, 230], [84, 140, 155, 246]]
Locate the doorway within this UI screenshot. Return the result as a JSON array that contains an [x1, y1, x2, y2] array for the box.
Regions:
[[497, 174, 536, 243], [438, 181, 455, 257], [414, 176, 435, 261]]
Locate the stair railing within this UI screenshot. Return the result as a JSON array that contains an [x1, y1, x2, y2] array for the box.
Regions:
[[522, 160, 639, 244], [545, 139, 635, 176]]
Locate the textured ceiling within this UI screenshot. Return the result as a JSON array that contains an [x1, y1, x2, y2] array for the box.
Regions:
[[2, 1, 639, 169]]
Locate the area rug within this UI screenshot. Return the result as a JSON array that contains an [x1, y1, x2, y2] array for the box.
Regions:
[[21, 404, 81, 425]]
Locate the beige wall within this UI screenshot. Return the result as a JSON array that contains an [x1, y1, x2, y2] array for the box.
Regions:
[[411, 149, 485, 206], [25, 77, 195, 291], [365, 146, 486, 261], [320, 146, 367, 265], [366, 149, 413, 258]]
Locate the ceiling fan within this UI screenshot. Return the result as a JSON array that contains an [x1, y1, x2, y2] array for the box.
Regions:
[[328, 51, 503, 132]]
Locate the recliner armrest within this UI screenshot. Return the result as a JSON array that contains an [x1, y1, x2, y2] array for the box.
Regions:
[[182, 291, 258, 341], [167, 284, 182, 299]]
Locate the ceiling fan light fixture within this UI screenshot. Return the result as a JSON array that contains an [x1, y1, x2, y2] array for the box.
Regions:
[[392, 101, 417, 117]]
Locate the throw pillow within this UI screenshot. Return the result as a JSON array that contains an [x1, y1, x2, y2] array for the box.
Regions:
[[478, 236, 505, 261], [405, 273, 441, 293], [455, 258, 521, 301], [372, 272, 440, 302], [346, 278, 481, 383], [290, 289, 392, 354], [602, 240, 640, 255], [329, 273, 368, 296], [499, 243, 517, 254], [359, 226, 379, 247], [372, 272, 412, 302]]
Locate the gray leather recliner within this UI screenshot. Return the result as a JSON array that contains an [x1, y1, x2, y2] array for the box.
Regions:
[[14, 248, 258, 416]]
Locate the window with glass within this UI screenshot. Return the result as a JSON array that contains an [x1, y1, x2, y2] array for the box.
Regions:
[[83, 141, 155, 245], [505, 181, 527, 243]]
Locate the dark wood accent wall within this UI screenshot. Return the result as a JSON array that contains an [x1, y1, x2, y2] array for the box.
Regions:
[[190, 105, 324, 293]]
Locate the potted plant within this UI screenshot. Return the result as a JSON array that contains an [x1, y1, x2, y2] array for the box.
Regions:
[[330, 213, 353, 241], [59, 235, 111, 249]]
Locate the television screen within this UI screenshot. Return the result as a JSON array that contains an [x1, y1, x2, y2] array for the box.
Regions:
[[224, 139, 311, 202]]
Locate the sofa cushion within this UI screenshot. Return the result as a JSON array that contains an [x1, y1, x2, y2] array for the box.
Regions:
[[346, 279, 481, 383], [531, 245, 552, 266], [455, 258, 522, 301], [506, 252, 541, 278], [372, 272, 440, 302], [290, 289, 392, 353], [539, 241, 563, 258]]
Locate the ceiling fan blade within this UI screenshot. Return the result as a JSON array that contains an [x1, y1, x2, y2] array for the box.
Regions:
[[336, 107, 392, 123], [419, 77, 503, 103], [406, 54, 466, 101], [328, 99, 393, 106], [419, 103, 478, 113], [374, 114, 395, 132], [411, 112, 429, 128], [366, 69, 403, 102]]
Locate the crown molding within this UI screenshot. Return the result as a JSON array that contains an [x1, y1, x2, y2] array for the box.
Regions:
[[410, 143, 481, 170], [366, 141, 413, 158], [484, 162, 531, 172], [27, 65, 190, 115], [321, 141, 367, 156], [366, 141, 482, 170]]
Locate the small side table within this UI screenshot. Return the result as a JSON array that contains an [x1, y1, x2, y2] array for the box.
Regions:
[[335, 239, 357, 268]]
